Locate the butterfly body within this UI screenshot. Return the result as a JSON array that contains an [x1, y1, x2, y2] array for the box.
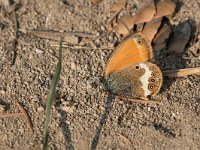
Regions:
[[104, 32, 163, 100]]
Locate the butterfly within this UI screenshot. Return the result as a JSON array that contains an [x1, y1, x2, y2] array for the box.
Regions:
[[104, 32, 163, 101]]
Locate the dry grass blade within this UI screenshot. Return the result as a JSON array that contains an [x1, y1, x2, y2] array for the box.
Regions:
[[43, 38, 63, 150], [0, 113, 22, 118], [168, 22, 191, 54], [154, 0, 176, 19], [142, 18, 162, 42], [110, 0, 126, 12], [17, 102, 33, 134], [134, 0, 155, 24], [163, 67, 200, 78]]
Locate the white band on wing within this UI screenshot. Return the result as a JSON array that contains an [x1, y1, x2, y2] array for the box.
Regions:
[[139, 63, 152, 97]]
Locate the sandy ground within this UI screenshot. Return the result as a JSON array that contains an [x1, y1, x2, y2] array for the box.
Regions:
[[0, 0, 200, 150]]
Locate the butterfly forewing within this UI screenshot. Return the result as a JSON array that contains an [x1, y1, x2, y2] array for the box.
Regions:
[[105, 32, 153, 77]]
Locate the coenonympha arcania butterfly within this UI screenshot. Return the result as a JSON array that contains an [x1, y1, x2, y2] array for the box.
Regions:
[[104, 32, 163, 100]]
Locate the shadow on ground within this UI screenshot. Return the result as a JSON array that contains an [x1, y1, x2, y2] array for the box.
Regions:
[[59, 111, 74, 150], [91, 93, 114, 150]]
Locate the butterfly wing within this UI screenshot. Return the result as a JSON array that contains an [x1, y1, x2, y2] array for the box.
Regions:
[[105, 32, 153, 77], [105, 62, 162, 99]]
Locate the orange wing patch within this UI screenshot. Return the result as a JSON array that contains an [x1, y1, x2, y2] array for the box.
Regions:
[[105, 32, 152, 76]]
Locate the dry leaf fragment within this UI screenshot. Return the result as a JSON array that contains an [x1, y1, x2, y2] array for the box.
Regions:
[[120, 15, 134, 30], [153, 24, 171, 44], [142, 18, 162, 42], [114, 21, 129, 36], [114, 15, 134, 36], [163, 67, 200, 78], [168, 22, 191, 55], [134, 0, 156, 24], [154, 0, 176, 19], [110, 0, 126, 12], [106, 11, 119, 33], [136, 23, 144, 32]]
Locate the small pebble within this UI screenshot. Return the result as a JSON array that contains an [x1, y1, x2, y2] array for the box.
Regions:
[[0, 90, 6, 95], [35, 48, 44, 54], [37, 107, 44, 112], [0, 104, 5, 112]]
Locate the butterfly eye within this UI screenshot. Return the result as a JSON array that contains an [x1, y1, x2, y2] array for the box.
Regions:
[[149, 77, 156, 83], [148, 84, 154, 91], [135, 65, 140, 70]]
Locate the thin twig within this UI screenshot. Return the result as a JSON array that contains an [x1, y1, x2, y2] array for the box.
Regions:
[[115, 95, 161, 105], [50, 44, 114, 50], [18, 28, 97, 40], [17, 102, 33, 133], [163, 67, 200, 78], [0, 113, 22, 118], [118, 133, 133, 145], [9, 11, 18, 65]]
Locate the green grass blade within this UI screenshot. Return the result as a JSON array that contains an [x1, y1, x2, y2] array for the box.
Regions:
[[43, 38, 63, 150]]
